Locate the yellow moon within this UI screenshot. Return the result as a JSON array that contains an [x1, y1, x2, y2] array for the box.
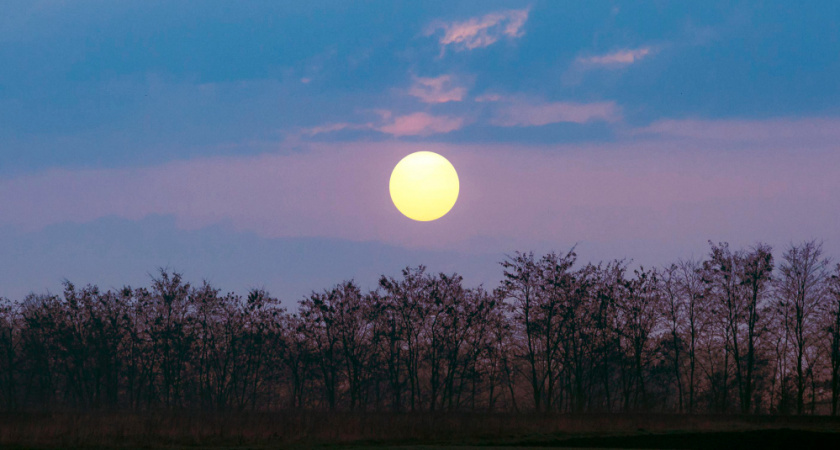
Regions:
[[389, 151, 459, 221]]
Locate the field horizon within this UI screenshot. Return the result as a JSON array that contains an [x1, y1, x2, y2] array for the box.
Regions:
[[1, 412, 840, 449]]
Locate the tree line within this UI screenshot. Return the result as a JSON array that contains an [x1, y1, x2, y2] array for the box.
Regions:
[[1, 240, 839, 415]]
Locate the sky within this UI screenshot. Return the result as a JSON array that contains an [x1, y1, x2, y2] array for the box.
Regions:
[[1, 1, 839, 302]]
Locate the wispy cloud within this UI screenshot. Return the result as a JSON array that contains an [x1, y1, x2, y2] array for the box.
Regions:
[[577, 47, 652, 67], [427, 9, 529, 52], [301, 111, 465, 138], [474, 93, 503, 103], [301, 122, 366, 136], [489, 99, 620, 127], [632, 118, 840, 143], [408, 75, 467, 103], [377, 112, 465, 136]]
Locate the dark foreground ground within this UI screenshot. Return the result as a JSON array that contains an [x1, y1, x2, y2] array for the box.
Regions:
[[0, 412, 839, 449]]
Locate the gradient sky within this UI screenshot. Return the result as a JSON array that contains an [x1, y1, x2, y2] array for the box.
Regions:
[[2, 1, 839, 302]]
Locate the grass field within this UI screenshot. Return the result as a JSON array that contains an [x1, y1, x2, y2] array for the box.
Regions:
[[0, 412, 839, 449]]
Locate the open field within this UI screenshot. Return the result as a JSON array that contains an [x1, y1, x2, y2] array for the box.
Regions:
[[1, 413, 840, 449]]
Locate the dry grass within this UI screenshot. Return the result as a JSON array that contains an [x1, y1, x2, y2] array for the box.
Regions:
[[0, 412, 839, 448]]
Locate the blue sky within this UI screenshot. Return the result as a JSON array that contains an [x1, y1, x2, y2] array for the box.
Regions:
[[1, 1, 839, 301]]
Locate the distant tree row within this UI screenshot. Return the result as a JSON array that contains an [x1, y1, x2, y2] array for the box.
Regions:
[[1, 240, 839, 415]]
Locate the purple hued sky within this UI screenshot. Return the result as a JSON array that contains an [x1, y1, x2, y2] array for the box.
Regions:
[[1, 1, 839, 302]]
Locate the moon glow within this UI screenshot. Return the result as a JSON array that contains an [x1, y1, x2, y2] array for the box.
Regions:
[[389, 151, 459, 221]]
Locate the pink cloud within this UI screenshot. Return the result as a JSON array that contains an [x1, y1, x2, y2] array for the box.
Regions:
[[376, 112, 465, 136], [408, 75, 466, 103], [428, 9, 529, 52], [491, 100, 620, 126], [578, 47, 652, 66]]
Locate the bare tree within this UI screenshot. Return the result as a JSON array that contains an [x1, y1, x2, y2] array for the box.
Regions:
[[590, 260, 626, 412], [702, 242, 743, 413], [378, 266, 434, 411], [499, 252, 543, 411], [500, 250, 576, 412], [739, 244, 774, 413], [616, 267, 661, 411], [678, 259, 705, 413], [0, 299, 20, 410], [662, 265, 686, 412], [828, 264, 840, 415], [776, 240, 830, 414]]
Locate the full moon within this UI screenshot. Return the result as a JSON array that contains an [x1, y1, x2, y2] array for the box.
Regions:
[[389, 151, 459, 221]]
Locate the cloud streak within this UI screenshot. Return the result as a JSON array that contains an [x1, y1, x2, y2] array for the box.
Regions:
[[428, 9, 529, 52], [376, 112, 465, 136], [408, 75, 467, 103], [489, 99, 620, 127], [577, 47, 652, 67], [302, 112, 466, 138], [633, 117, 840, 143], [301, 122, 366, 136]]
